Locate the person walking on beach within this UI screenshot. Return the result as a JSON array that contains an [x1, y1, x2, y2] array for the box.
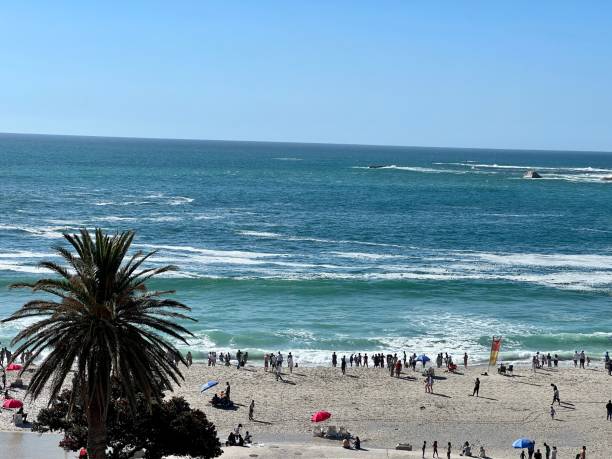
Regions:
[[543, 443, 550, 459], [551, 384, 560, 405], [473, 377, 480, 397], [464, 352, 468, 368], [606, 400, 612, 420], [447, 442, 451, 459], [248, 400, 255, 421], [433, 440, 439, 458], [341, 355, 347, 375], [275, 363, 283, 381], [422, 441, 427, 459], [332, 352, 337, 367]]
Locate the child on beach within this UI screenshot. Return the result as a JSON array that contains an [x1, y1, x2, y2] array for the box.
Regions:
[[550, 405, 556, 420]]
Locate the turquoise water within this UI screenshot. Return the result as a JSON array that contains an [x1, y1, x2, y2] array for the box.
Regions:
[[1, 133, 612, 364]]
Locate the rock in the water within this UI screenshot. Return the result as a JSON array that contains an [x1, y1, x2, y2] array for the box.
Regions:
[[523, 170, 542, 179]]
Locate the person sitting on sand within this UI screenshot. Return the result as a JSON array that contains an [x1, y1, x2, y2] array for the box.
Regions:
[[343, 438, 351, 449], [226, 432, 236, 446], [479, 446, 486, 458], [17, 406, 27, 423], [244, 431, 252, 444], [460, 441, 471, 456], [353, 436, 361, 450]]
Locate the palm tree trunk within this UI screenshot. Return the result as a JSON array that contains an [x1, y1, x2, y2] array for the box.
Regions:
[[87, 397, 108, 459]]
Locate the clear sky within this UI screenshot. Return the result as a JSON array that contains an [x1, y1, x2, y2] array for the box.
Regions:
[[1, 2, 611, 151]]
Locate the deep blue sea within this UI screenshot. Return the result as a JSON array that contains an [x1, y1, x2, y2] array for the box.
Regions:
[[1, 133, 612, 364]]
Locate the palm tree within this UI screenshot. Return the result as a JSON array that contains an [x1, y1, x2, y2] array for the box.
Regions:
[[2, 229, 195, 459]]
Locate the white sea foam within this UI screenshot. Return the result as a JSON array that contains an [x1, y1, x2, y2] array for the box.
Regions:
[[0, 250, 54, 259], [0, 261, 51, 274], [434, 162, 612, 173], [328, 251, 402, 260], [92, 216, 138, 222], [0, 224, 68, 239], [354, 165, 468, 174], [237, 230, 403, 248], [168, 196, 194, 205]]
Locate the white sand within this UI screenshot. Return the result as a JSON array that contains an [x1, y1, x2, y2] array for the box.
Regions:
[[3, 362, 611, 458]]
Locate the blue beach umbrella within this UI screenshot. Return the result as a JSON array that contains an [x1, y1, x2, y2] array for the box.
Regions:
[[200, 380, 219, 392], [416, 354, 430, 363], [512, 438, 534, 449]]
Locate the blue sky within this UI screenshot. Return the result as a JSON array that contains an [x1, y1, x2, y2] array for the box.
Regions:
[[1, 2, 611, 151]]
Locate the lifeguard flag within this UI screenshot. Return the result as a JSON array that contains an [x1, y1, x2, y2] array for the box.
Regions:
[[489, 336, 502, 366]]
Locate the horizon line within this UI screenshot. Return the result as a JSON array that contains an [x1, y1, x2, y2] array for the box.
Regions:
[[1, 130, 611, 155]]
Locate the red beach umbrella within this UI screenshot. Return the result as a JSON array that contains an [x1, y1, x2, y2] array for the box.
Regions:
[[2, 399, 23, 409], [6, 363, 22, 371], [311, 410, 331, 423]]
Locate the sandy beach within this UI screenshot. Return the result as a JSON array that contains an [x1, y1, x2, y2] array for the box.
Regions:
[[3, 360, 611, 458]]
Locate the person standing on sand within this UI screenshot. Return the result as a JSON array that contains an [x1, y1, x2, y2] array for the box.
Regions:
[[332, 352, 337, 367], [275, 363, 283, 381], [433, 440, 439, 458], [341, 355, 347, 375], [248, 400, 255, 420], [364, 353, 368, 367], [447, 442, 451, 459], [287, 352, 294, 373], [579, 350, 585, 368], [579, 445, 586, 459], [473, 377, 480, 397], [550, 405, 555, 420], [551, 446, 557, 459], [422, 441, 427, 459], [544, 443, 550, 459], [534, 449, 542, 459], [264, 353, 269, 371], [225, 382, 231, 400], [464, 352, 468, 368], [527, 443, 534, 459], [606, 400, 612, 420], [573, 350, 579, 367], [520, 450, 526, 459]]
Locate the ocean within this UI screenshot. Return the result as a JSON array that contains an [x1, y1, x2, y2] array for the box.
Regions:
[[1, 133, 611, 365]]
